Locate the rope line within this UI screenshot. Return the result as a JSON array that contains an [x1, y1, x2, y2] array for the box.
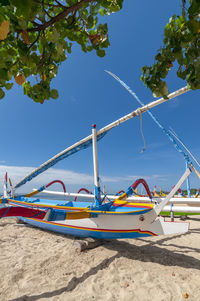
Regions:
[[105, 70, 191, 165], [139, 111, 146, 153]]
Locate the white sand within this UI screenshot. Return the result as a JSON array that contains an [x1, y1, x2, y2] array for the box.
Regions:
[[0, 217, 200, 301]]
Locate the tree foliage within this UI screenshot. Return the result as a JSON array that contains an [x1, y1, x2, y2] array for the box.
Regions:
[[0, 0, 123, 103], [141, 0, 200, 97], [2, 1, 200, 103]]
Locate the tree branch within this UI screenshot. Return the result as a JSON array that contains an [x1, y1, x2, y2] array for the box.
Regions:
[[27, 32, 41, 51], [27, 0, 96, 32]]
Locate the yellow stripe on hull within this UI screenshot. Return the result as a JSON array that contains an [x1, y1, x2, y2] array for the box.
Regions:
[[66, 211, 91, 220], [28, 218, 156, 235], [114, 200, 154, 208], [7, 199, 153, 215]]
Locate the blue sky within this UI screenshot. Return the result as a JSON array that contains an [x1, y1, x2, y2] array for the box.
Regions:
[[0, 0, 200, 194]]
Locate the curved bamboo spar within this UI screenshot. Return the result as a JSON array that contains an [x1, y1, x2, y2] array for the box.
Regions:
[[14, 86, 189, 190], [97, 86, 189, 136]]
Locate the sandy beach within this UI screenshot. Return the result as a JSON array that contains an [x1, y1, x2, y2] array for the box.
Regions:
[[0, 217, 200, 301]]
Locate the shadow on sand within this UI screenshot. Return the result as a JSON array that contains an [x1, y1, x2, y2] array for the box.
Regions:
[[10, 227, 200, 301]]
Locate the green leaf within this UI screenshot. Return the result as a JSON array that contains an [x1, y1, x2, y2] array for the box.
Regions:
[[99, 8, 105, 17], [188, 0, 200, 17], [96, 49, 105, 57], [187, 19, 199, 33], [159, 81, 169, 96], [1, 0, 10, 6], [5, 83, 13, 90], [90, 3, 100, 15], [0, 88, 5, 99], [23, 81, 31, 95], [87, 15, 94, 28], [0, 69, 9, 81], [10, 0, 33, 18], [50, 89, 59, 99], [117, 0, 123, 9], [18, 19, 27, 30]]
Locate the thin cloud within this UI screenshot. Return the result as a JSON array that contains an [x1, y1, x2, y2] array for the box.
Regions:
[[0, 165, 93, 186], [121, 174, 169, 182], [0, 165, 170, 194], [0, 165, 140, 187]]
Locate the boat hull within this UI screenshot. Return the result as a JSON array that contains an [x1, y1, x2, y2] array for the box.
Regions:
[[1, 198, 189, 239], [20, 217, 156, 239], [19, 212, 189, 240]]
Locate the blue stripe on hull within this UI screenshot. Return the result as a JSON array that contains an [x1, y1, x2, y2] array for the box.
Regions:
[[19, 217, 155, 239]]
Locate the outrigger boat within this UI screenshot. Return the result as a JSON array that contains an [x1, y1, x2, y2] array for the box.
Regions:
[[0, 85, 199, 239]]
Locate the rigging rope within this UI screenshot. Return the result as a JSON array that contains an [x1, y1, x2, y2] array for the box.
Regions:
[[169, 127, 200, 169], [139, 111, 146, 153], [13, 82, 189, 191], [105, 70, 191, 165]]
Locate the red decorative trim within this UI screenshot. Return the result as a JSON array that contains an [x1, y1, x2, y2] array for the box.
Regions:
[[74, 188, 91, 201], [116, 190, 125, 195], [45, 180, 66, 193], [131, 179, 152, 199]]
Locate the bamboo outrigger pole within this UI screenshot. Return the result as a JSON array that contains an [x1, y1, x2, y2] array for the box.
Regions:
[[14, 86, 190, 191]]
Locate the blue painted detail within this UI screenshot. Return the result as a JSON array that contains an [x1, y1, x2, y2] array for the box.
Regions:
[[38, 185, 45, 192], [26, 199, 40, 203], [99, 190, 112, 204], [186, 161, 191, 197], [92, 201, 113, 212], [49, 209, 66, 221], [95, 185, 101, 207], [90, 213, 98, 218], [2, 198, 8, 204], [19, 217, 154, 239], [125, 186, 133, 196], [15, 196, 26, 202]]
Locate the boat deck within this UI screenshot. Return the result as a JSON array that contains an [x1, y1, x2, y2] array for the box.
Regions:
[[9, 197, 154, 215]]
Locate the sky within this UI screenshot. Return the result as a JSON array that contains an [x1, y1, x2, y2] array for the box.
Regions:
[[0, 0, 200, 194]]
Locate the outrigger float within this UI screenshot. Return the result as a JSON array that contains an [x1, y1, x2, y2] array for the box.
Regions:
[[1, 85, 199, 239]]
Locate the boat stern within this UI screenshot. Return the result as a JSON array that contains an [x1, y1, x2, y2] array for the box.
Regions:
[[143, 216, 189, 236]]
